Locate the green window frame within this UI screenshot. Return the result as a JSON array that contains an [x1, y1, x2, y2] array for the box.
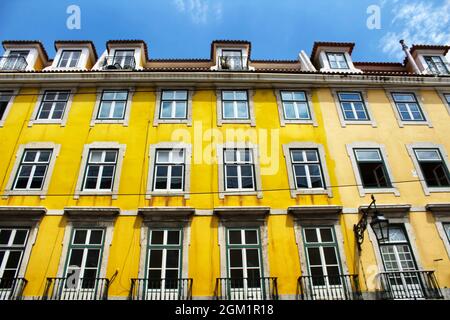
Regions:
[[145, 228, 183, 291], [302, 226, 343, 286], [63, 228, 105, 290], [0, 227, 30, 289]]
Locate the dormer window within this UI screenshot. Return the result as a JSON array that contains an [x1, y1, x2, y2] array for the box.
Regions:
[[103, 50, 135, 70], [1, 50, 28, 70], [326, 52, 349, 69], [220, 50, 244, 70], [424, 56, 449, 75], [57, 50, 81, 68]]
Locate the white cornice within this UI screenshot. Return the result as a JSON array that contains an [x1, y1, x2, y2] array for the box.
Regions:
[[1, 71, 450, 88]]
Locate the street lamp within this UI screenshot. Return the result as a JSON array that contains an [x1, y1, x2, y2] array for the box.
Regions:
[[354, 195, 389, 250]]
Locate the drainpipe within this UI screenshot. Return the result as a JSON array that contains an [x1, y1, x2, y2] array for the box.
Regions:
[[400, 39, 421, 74]]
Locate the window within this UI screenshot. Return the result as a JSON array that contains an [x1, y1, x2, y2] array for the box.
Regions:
[[354, 149, 391, 188], [153, 149, 185, 192], [290, 149, 325, 189], [326, 53, 349, 69], [280, 91, 311, 120], [82, 150, 118, 191], [224, 149, 255, 191], [303, 227, 342, 286], [1, 50, 28, 70], [146, 229, 182, 290], [444, 223, 450, 243], [222, 90, 249, 120], [65, 228, 104, 289], [0, 228, 29, 288], [227, 228, 262, 289], [57, 50, 81, 68], [391, 93, 425, 121], [36, 90, 70, 121], [377, 225, 422, 299], [97, 90, 128, 120], [444, 93, 450, 106], [13, 149, 52, 190], [337, 92, 369, 121], [159, 90, 187, 119], [220, 50, 244, 70], [414, 149, 450, 187], [424, 56, 449, 75], [112, 50, 135, 68], [0, 91, 13, 121]]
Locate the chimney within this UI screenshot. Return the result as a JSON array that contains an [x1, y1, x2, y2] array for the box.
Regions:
[[400, 39, 421, 74]]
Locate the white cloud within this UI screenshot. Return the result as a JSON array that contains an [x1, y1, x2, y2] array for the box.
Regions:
[[379, 0, 450, 59], [173, 0, 222, 24]]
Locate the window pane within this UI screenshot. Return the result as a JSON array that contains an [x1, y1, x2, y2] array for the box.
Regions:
[[320, 229, 333, 242], [85, 249, 100, 268], [291, 150, 304, 162], [172, 166, 183, 177], [149, 250, 162, 268], [388, 226, 407, 242], [393, 93, 415, 102], [236, 101, 249, 118], [415, 149, 441, 161], [68, 249, 83, 267], [89, 230, 103, 245], [283, 102, 296, 119], [307, 247, 322, 265], [160, 101, 172, 118], [167, 231, 180, 245], [323, 247, 338, 264], [226, 177, 239, 189], [112, 102, 125, 118], [166, 250, 179, 268], [229, 249, 243, 267], [74, 230, 87, 244], [355, 149, 381, 161], [305, 150, 318, 162], [245, 230, 258, 244], [223, 101, 234, 118], [297, 102, 310, 119], [0, 230, 12, 245], [339, 93, 362, 101], [304, 229, 318, 243], [228, 230, 241, 244], [246, 249, 260, 268], [175, 101, 187, 118], [151, 231, 164, 245], [13, 230, 28, 245]]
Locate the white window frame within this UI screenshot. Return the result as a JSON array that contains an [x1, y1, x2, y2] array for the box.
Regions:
[[146, 142, 192, 199], [0, 89, 18, 127], [385, 90, 432, 128], [331, 89, 376, 127], [406, 143, 450, 195], [346, 142, 400, 197], [3, 142, 61, 199], [90, 87, 134, 126], [57, 50, 82, 69], [436, 89, 450, 116], [28, 88, 76, 127], [217, 143, 263, 199], [223, 149, 256, 192], [74, 142, 126, 199], [153, 88, 193, 126], [216, 89, 256, 126], [49, 47, 90, 70], [282, 142, 333, 198], [274, 89, 318, 126], [326, 52, 349, 70]]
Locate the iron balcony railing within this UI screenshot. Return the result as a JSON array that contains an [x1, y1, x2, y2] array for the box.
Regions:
[[0, 56, 28, 71], [42, 277, 110, 300], [218, 55, 248, 70], [102, 55, 136, 70], [129, 278, 193, 300], [215, 277, 278, 300], [297, 274, 362, 300], [0, 277, 28, 300], [377, 270, 443, 300]]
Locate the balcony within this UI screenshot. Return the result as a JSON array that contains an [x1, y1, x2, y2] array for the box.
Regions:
[[215, 277, 278, 300], [0, 277, 28, 300], [218, 55, 248, 71], [129, 278, 193, 300], [0, 56, 28, 71], [101, 55, 136, 70], [377, 270, 443, 300], [297, 274, 362, 300], [42, 277, 110, 300]]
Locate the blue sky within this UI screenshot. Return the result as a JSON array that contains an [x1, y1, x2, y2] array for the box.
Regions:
[[0, 0, 449, 62]]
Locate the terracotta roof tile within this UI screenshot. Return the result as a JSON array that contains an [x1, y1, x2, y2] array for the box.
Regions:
[[2, 40, 49, 61], [310, 41, 355, 59], [54, 40, 98, 60], [106, 40, 149, 60]]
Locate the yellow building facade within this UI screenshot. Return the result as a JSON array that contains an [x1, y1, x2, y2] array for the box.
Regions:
[[0, 39, 449, 300]]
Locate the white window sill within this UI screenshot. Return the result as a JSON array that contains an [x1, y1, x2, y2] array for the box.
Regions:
[[145, 191, 189, 199], [2, 190, 47, 199], [74, 191, 118, 200], [219, 190, 262, 199], [291, 188, 331, 198], [30, 120, 64, 126], [341, 120, 375, 126], [282, 119, 316, 126], [91, 119, 127, 126], [220, 119, 254, 125], [424, 187, 450, 194], [154, 119, 191, 125], [359, 187, 400, 197]]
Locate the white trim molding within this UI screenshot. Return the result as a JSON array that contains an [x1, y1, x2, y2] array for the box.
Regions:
[[28, 88, 76, 127], [145, 142, 192, 199], [406, 142, 450, 195], [3, 142, 61, 199], [90, 87, 135, 127], [73, 142, 126, 200], [274, 89, 318, 127], [282, 142, 333, 198], [0, 88, 19, 127], [330, 89, 377, 127], [426, 203, 450, 259], [346, 142, 400, 197], [152, 88, 194, 126], [385, 89, 433, 128], [216, 88, 256, 126], [216, 142, 263, 199]]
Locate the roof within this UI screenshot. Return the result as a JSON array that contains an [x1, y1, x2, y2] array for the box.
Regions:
[[310, 41, 355, 60], [210, 40, 252, 59], [2, 40, 49, 61], [54, 40, 98, 60], [106, 40, 149, 60], [410, 44, 450, 56]]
